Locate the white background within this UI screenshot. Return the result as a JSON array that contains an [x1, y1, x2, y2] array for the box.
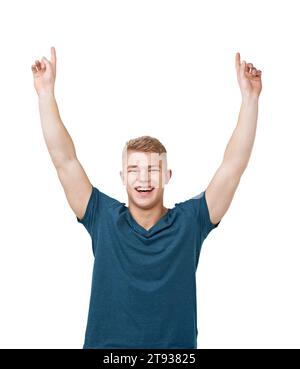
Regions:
[[0, 0, 299, 348]]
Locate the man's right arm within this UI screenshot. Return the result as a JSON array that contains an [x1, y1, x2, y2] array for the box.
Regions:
[[32, 47, 93, 220], [38, 92, 92, 220]]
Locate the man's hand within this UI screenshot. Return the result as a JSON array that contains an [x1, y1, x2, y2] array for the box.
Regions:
[[31, 46, 57, 97], [235, 52, 262, 99]]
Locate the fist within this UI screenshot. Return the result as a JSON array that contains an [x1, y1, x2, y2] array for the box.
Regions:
[[235, 52, 262, 99], [31, 46, 57, 96]]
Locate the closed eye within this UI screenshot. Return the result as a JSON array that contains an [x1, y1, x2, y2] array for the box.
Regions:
[[128, 168, 160, 172]]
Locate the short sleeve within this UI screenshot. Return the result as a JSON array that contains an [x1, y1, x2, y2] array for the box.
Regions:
[[76, 185, 120, 237], [191, 190, 221, 240]]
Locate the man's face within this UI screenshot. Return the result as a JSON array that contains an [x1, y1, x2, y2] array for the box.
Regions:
[[120, 150, 172, 210]]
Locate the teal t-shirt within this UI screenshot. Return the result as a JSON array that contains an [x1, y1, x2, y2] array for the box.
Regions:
[[77, 185, 220, 349]]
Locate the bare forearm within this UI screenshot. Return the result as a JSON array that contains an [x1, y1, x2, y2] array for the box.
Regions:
[[38, 92, 77, 168], [223, 95, 259, 173]]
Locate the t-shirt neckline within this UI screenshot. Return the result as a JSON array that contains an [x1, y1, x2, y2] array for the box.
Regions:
[[125, 207, 171, 236]]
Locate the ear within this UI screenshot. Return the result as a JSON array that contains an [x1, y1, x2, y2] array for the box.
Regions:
[[165, 169, 172, 185], [119, 170, 124, 184]]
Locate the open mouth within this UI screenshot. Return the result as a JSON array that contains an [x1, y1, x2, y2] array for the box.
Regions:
[[134, 187, 155, 193]]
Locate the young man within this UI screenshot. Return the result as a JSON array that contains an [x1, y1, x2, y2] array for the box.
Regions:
[[31, 47, 262, 349]]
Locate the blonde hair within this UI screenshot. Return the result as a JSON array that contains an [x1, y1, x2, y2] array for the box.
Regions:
[[122, 135, 168, 169], [123, 135, 167, 155]]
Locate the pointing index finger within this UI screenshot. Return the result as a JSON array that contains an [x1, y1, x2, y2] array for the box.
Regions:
[[51, 46, 56, 66], [235, 52, 241, 69]]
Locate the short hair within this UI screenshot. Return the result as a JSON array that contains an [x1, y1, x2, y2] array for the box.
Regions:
[[123, 135, 167, 155], [122, 135, 168, 169]]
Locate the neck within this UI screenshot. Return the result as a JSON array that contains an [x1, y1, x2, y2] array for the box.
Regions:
[[128, 202, 168, 231]]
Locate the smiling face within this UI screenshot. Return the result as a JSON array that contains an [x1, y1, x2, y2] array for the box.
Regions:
[[120, 150, 172, 210]]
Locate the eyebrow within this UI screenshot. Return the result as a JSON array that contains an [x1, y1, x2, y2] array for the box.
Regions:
[[127, 165, 160, 169]]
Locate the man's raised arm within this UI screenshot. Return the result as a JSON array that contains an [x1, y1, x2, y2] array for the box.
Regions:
[[205, 52, 263, 225], [31, 46, 92, 220]]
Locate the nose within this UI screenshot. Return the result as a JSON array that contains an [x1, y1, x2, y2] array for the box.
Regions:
[[138, 167, 150, 182]]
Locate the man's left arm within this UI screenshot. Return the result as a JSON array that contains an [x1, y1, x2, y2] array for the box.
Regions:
[[206, 52, 263, 225]]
